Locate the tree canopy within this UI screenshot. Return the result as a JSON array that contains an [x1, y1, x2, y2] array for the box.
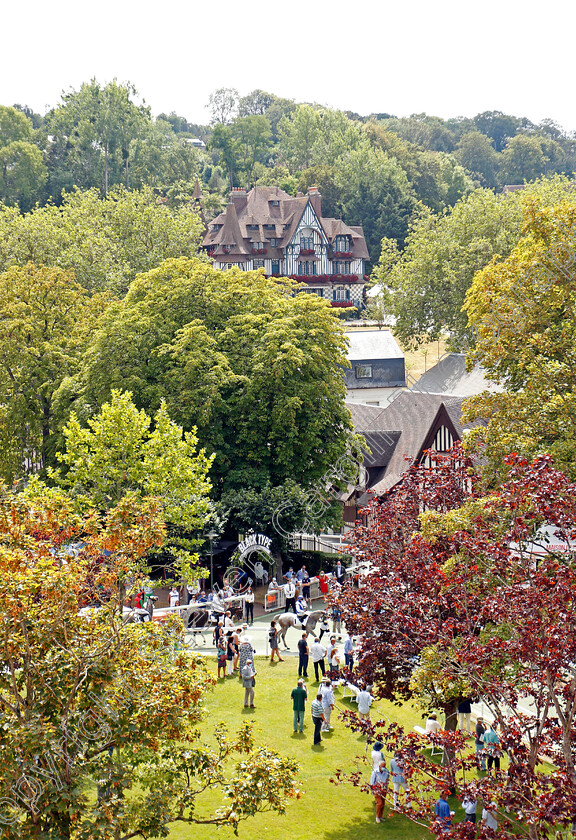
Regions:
[[463, 196, 576, 481], [0, 481, 299, 838], [79, 258, 354, 497], [336, 447, 576, 840]]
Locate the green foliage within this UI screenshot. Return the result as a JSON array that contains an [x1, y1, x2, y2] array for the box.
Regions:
[[46, 78, 150, 195], [0, 185, 206, 294], [0, 105, 47, 209], [0, 486, 298, 838], [0, 263, 109, 481], [80, 258, 354, 497], [372, 190, 522, 348], [463, 196, 576, 480], [374, 175, 576, 349], [53, 390, 213, 531]]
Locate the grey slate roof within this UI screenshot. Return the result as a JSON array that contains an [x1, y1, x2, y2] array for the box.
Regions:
[[345, 330, 404, 361], [412, 353, 503, 398]]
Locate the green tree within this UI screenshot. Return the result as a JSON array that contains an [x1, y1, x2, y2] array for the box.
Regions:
[[47, 79, 150, 196], [80, 258, 354, 496], [463, 197, 576, 481], [207, 87, 239, 125], [0, 484, 299, 839], [0, 105, 47, 210], [54, 390, 213, 529], [455, 130, 500, 188], [0, 263, 109, 481], [501, 134, 549, 183], [373, 189, 523, 348], [473, 109, 520, 152], [0, 185, 206, 295], [335, 144, 415, 261], [208, 123, 239, 187], [231, 115, 272, 183]]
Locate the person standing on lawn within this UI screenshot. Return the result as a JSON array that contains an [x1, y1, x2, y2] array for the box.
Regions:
[[434, 790, 453, 832], [344, 632, 354, 670], [390, 753, 410, 809], [482, 722, 502, 774], [475, 716, 487, 770], [370, 760, 389, 824], [356, 685, 373, 721], [217, 637, 227, 679], [458, 697, 472, 734], [310, 637, 327, 681], [291, 678, 308, 733], [297, 633, 309, 678], [241, 659, 257, 708], [268, 620, 284, 663], [320, 677, 335, 732], [311, 693, 325, 744]]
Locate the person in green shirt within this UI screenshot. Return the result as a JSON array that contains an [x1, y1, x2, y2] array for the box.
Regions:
[[291, 678, 308, 733]]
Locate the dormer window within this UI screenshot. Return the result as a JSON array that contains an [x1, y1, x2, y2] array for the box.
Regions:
[[248, 224, 259, 230], [265, 224, 275, 230], [335, 235, 350, 251], [212, 224, 222, 231], [270, 200, 280, 207]]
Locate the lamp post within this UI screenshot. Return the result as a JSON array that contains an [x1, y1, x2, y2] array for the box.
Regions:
[[208, 530, 218, 592]]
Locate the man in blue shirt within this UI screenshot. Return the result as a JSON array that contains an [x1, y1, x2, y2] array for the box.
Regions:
[[434, 791, 453, 831]]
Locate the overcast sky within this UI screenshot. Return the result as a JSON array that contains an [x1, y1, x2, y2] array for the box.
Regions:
[[4, 0, 575, 132]]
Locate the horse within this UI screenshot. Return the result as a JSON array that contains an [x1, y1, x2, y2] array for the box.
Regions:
[[181, 604, 221, 645], [276, 609, 326, 650]]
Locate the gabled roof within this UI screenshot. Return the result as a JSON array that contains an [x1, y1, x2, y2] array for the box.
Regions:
[[211, 203, 251, 256], [346, 393, 467, 495], [203, 186, 368, 261]]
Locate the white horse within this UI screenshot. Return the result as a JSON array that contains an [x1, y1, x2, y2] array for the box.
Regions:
[[276, 609, 326, 650]]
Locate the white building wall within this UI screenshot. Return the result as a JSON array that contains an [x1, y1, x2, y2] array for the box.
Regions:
[[346, 386, 404, 407]]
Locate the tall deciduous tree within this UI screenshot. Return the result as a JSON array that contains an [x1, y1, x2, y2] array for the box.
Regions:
[[79, 258, 354, 497], [0, 105, 47, 210], [0, 263, 109, 481], [337, 449, 576, 840], [0, 483, 299, 838], [463, 196, 576, 481], [47, 79, 149, 196], [0, 186, 206, 295]]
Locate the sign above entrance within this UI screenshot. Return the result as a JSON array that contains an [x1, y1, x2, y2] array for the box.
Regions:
[[237, 533, 273, 557]]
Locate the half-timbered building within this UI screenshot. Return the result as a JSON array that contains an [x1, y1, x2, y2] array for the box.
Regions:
[[203, 185, 369, 308]]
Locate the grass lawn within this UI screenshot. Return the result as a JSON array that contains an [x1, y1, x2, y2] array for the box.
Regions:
[[167, 656, 434, 840]]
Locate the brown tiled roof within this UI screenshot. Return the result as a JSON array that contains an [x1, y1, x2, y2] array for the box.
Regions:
[[346, 393, 466, 495], [212, 203, 251, 256], [203, 186, 368, 259]]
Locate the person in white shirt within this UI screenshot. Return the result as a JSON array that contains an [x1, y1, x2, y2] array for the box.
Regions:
[[356, 687, 373, 720], [462, 795, 477, 824], [284, 580, 296, 613], [371, 741, 385, 771], [169, 587, 179, 608], [310, 638, 327, 681], [425, 712, 441, 733], [482, 802, 498, 830], [319, 678, 335, 731], [244, 586, 255, 625]]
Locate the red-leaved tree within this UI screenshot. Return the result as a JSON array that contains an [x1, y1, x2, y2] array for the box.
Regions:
[[334, 448, 576, 840]]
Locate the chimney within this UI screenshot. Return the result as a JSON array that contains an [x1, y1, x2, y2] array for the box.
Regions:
[[308, 186, 322, 217], [229, 187, 247, 214]]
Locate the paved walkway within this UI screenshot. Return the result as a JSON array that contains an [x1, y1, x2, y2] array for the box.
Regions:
[[184, 599, 345, 659]]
